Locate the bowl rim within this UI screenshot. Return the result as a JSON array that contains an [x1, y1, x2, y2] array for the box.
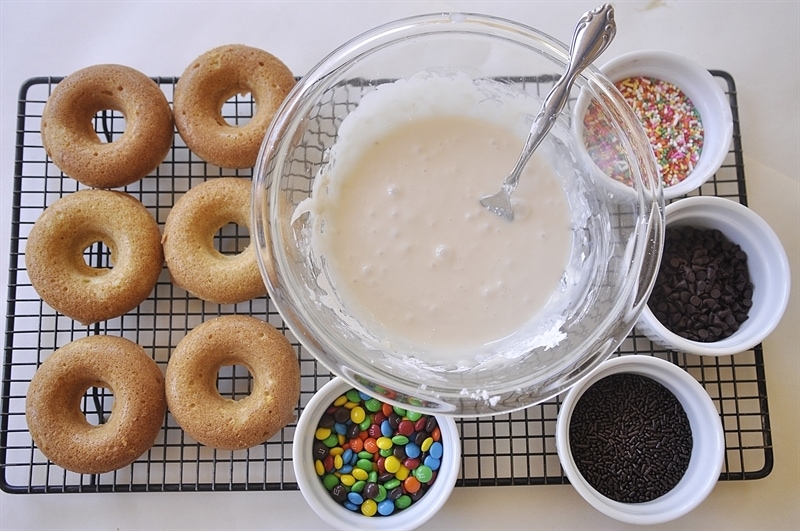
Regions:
[[636, 196, 791, 356], [292, 377, 461, 531], [583, 49, 733, 200], [555, 355, 725, 525]]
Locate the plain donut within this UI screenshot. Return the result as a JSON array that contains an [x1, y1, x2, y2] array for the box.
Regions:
[[173, 44, 296, 168], [162, 177, 266, 304], [165, 315, 300, 450], [25, 189, 163, 325], [25, 335, 166, 474], [41, 64, 174, 188]]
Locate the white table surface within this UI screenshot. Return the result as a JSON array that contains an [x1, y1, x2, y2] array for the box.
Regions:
[[1, 1, 798, 529]]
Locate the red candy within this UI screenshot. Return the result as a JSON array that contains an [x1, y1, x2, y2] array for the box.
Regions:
[[397, 420, 414, 436], [403, 458, 420, 470], [368, 424, 382, 438]]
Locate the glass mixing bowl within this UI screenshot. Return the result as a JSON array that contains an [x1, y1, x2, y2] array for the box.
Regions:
[[253, 13, 664, 416]]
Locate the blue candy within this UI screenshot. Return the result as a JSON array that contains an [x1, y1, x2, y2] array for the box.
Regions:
[[424, 455, 441, 471], [342, 448, 354, 464], [404, 442, 421, 459], [343, 501, 360, 512], [380, 419, 393, 438], [334, 422, 347, 435], [347, 492, 364, 505], [429, 441, 443, 459], [377, 499, 395, 516], [338, 464, 353, 474]]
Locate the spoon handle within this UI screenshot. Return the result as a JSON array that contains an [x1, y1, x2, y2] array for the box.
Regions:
[[502, 4, 616, 194]]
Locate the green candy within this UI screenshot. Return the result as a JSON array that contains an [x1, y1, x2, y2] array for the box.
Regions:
[[359, 417, 371, 431], [356, 458, 374, 473], [368, 471, 378, 483], [345, 390, 361, 403], [364, 398, 382, 412], [322, 433, 340, 448], [395, 494, 412, 509], [414, 464, 433, 483], [379, 448, 392, 458], [357, 450, 373, 460], [351, 480, 366, 493], [392, 405, 407, 416], [374, 484, 388, 503], [384, 478, 401, 490], [322, 474, 340, 491], [405, 411, 423, 422], [391, 435, 409, 446]]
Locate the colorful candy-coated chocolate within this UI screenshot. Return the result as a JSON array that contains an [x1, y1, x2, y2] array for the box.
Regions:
[[312, 388, 444, 517]]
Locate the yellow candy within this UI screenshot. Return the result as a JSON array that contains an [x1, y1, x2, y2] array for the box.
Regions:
[[315, 427, 332, 440], [376, 437, 393, 450], [394, 464, 410, 481], [421, 436, 434, 452], [350, 406, 366, 424], [340, 474, 356, 487], [333, 395, 348, 407], [314, 460, 325, 476], [384, 455, 401, 474], [334, 454, 343, 470], [352, 468, 369, 481], [361, 499, 378, 517], [343, 401, 358, 410], [329, 446, 344, 456]]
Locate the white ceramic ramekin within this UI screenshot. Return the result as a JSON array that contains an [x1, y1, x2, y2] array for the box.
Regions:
[[576, 49, 733, 200], [636, 196, 790, 356], [292, 377, 461, 531], [556, 355, 725, 525]]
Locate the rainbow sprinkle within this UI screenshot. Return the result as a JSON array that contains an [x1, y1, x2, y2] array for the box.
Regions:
[[583, 76, 704, 188]]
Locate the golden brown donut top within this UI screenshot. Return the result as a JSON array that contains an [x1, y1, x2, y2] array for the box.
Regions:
[[25, 189, 164, 325], [162, 177, 266, 304], [25, 335, 166, 474], [165, 315, 300, 450], [41, 64, 174, 188], [173, 44, 296, 169]]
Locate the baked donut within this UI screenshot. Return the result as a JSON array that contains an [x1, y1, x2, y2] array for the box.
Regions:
[[25, 189, 163, 325], [25, 335, 166, 474], [173, 44, 296, 168], [165, 315, 300, 450], [162, 177, 266, 304], [41, 64, 173, 188]]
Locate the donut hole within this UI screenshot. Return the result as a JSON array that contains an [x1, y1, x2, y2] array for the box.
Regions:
[[220, 92, 254, 128], [216, 364, 253, 400], [83, 386, 115, 426], [214, 223, 250, 256], [81, 240, 114, 269], [93, 108, 127, 144]]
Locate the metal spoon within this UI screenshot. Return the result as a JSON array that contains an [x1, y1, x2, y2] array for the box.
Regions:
[[480, 4, 617, 221]]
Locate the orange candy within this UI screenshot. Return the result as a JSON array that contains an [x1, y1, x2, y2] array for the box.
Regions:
[[403, 476, 421, 494], [364, 437, 378, 454], [349, 438, 363, 453]]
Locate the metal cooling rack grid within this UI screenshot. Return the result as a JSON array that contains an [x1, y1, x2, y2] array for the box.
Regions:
[[1, 71, 771, 494]]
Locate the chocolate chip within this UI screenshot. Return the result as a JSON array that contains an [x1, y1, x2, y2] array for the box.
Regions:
[[647, 226, 753, 342]]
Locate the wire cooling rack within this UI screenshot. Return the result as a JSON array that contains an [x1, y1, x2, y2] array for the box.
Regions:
[[1, 71, 771, 494]]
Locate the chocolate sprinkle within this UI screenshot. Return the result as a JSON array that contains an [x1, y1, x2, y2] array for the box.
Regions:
[[568, 373, 693, 503]]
